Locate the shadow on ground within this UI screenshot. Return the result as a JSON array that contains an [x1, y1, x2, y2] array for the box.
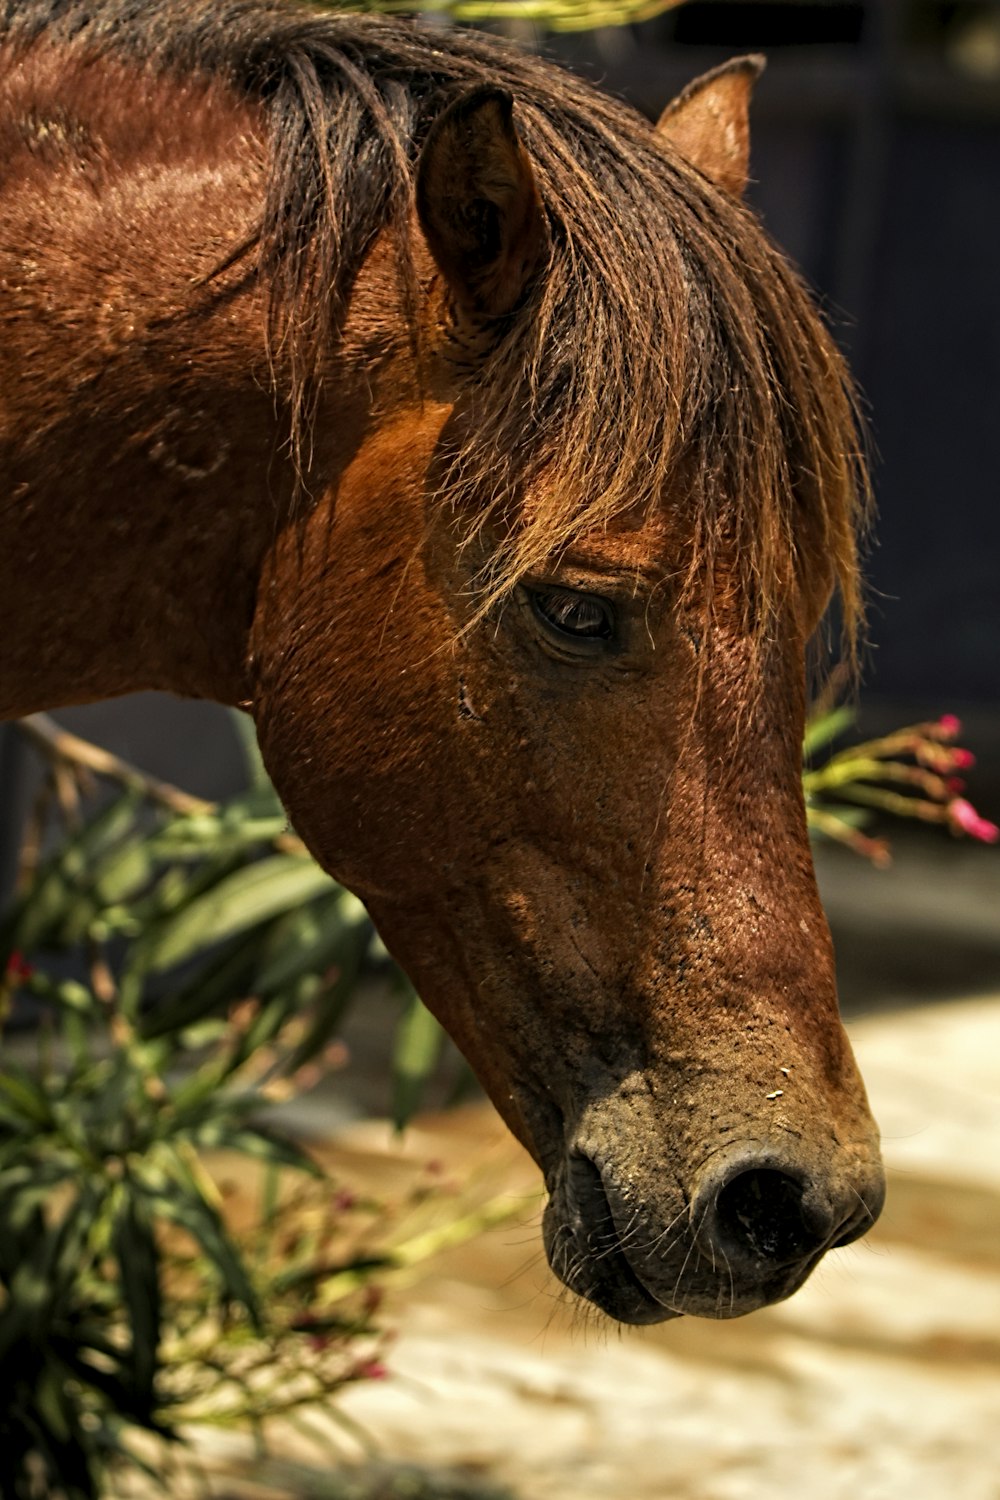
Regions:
[[216, 1460, 516, 1500]]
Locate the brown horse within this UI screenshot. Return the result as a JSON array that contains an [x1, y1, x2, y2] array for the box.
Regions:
[[0, 0, 884, 1325]]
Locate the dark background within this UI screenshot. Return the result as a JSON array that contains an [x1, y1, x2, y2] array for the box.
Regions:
[[556, 0, 1000, 709]]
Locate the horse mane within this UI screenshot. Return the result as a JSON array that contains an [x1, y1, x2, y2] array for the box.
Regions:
[[2, 0, 870, 654]]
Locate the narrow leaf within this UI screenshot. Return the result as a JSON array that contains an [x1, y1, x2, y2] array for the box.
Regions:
[[802, 703, 856, 759], [392, 990, 445, 1131], [113, 1195, 161, 1415], [139, 857, 336, 976], [141, 1177, 259, 1327]]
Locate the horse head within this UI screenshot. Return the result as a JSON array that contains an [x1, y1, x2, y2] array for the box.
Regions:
[[251, 53, 884, 1324]]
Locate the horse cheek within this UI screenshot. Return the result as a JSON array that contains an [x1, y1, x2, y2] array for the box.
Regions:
[[249, 483, 469, 897]]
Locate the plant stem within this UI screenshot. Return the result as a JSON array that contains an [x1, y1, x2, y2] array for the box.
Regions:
[[16, 713, 214, 817]]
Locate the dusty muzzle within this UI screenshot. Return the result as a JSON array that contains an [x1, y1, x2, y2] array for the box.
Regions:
[[539, 1088, 885, 1325]]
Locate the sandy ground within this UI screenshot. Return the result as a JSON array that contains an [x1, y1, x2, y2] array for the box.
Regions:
[[179, 987, 1000, 1500]]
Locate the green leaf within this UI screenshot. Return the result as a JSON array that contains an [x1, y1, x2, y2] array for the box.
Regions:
[[0, 1190, 47, 1273], [89, 832, 159, 909], [51, 1182, 104, 1292], [806, 801, 873, 831], [48, 1338, 169, 1433], [348, 0, 682, 32], [0, 1189, 99, 1359], [137, 856, 336, 976], [253, 888, 366, 996], [137, 928, 271, 1043], [139, 1159, 259, 1326], [0, 789, 144, 954], [150, 813, 289, 858], [283, 921, 373, 1074], [0, 1159, 86, 1211], [229, 707, 271, 791], [152, 782, 283, 851], [157, 1050, 234, 1121], [230, 997, 304, 1086], [0, 1068, 57, 1129], [60, 831, 156, 944], [113, 1195, 161, 1415], [22, 971, 96, 1014], [187, 1122, 322, 1178], [168, 997, 294, 1121], [177, 1018, 229, 1050], [392, 989, 445, 1131], [125, 849, 246, 933], [802, 703, 856, 760]]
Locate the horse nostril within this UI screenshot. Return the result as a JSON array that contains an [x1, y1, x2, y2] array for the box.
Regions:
[[712, 1167, 833, 1266]]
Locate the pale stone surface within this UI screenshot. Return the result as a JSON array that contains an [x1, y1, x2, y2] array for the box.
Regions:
[[205, 994, 1000, 1500], [154, 993, 999, 1499]]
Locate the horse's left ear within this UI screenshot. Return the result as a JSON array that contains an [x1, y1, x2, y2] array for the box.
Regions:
[[655, 55, 765, 198], [416, 85, 548, 320]]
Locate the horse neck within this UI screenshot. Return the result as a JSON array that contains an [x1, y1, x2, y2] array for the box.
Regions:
[[0, 67, 294, 717]]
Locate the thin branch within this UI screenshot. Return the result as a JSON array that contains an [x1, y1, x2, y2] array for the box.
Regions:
[[806, 807, 892, 867], [16, 714, 215, 818]]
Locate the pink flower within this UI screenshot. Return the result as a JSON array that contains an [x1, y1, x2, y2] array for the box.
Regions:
[[948, 799, 1000, 844], [936, 714, 962, 739], [917, 742, 976, 773], [354, 1358, 389, 1381], [333, 1187, 357, 1213]]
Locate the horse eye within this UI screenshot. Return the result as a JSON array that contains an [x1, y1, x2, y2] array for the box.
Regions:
[[530, 588, 615, 642]]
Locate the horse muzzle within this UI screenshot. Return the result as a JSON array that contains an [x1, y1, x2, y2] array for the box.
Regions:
[[542, 1138, 886, 1325]]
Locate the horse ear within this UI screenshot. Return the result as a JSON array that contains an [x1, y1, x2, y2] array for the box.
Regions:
[[654, 55, 765, 197], [416, 85, 548, 320]]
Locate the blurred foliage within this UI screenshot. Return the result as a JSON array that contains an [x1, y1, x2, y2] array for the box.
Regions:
[[0, 715, 488, 1500], [0, 997, 326, 1498], [1, 714, 455, 1134], [0, 942, 522, 1498], [340, 0, 685, 33]]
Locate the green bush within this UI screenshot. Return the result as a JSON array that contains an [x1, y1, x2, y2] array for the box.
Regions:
[[0, 715, 478, 1499]]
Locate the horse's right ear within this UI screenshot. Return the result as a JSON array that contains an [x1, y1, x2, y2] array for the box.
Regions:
[[416, 86, 548, 320]]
